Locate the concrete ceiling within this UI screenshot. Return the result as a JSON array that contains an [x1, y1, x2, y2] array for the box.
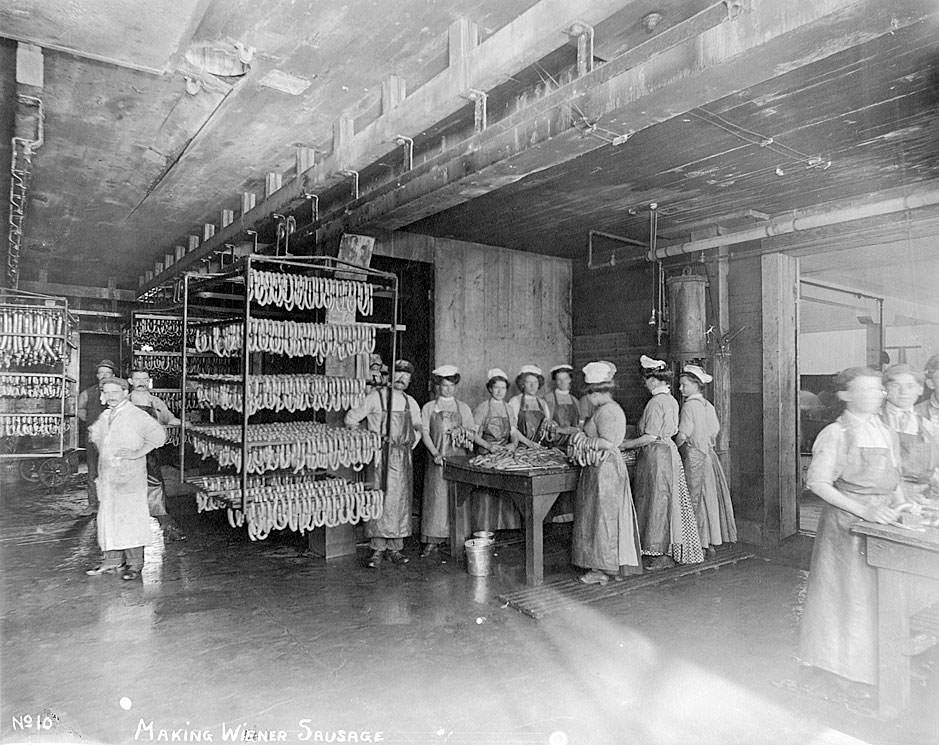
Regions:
[[3, 0, 939, 292]]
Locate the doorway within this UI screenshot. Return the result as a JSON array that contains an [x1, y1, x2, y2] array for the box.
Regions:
[[368, 254, 435, 520], [77, 332, 121, 448], [795, 237, 939, 534]]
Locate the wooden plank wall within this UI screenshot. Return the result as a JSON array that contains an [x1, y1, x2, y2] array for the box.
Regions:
[[433, 238, 573, 406], [571, 260, 661, 422], [727, 248, 764, 544]]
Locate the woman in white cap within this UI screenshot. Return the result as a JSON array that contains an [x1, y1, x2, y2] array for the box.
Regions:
[[571, 361, 642, 584], [507, 365, 553, 444], [545, 364, 585, 445], [346, 359, 422, 568], [622, 355, 703, 569], [471, 368, 529, 532], [676, 364, 737, 555], [545, 363, 584, 523], [420, 365, 482, 557]]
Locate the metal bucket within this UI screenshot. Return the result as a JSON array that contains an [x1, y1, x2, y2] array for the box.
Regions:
[[464, 538, 494, 577], [473, 531, 495, 541]]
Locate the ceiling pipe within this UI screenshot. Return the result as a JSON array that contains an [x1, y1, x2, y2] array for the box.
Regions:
[[649, 187, 939, 260]]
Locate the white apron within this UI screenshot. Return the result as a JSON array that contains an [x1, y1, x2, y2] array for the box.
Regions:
[[89, 402, 166, 551]]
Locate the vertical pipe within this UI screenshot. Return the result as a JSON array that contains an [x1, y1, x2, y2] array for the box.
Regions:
[[180, 274, 189, 478], [241, 258, 252, 512], [878, 297, 886, 370], [59, 299, 66, 457]]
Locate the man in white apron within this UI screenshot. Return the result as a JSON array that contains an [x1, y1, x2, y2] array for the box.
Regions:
[[345, 359, 422, 567], [84, 377, 166, 581]]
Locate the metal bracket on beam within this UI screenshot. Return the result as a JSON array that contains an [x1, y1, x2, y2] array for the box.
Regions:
[[303, 193, 319, 223], [394, 135, 414, 171], [567, 22, 595, 78], [245, 229, 258, 254], [341, 170, 359, 201], [461, 89, 487, 132]]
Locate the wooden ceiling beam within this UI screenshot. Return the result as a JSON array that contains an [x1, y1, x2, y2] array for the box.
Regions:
[[138, 0, 641, 295], [311, 0, 934, 243]]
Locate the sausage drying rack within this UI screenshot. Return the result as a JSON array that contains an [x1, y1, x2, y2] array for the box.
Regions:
[[0, 288, 78, 465], [177, 254, 400, 543]]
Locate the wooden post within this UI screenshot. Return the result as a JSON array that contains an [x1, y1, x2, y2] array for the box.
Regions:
[[761, 252, 800, 542], [333, 117, 355, 169], [296, 146, 314, 176], [381, 75, 407, 114]]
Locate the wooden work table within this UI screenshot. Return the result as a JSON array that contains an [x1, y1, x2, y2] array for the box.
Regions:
[[443, 455, 580, 586], [850, 521, 939, 718]]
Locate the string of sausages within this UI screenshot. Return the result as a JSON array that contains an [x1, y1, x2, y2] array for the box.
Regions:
[[225, 482, 385, 541], [157, 391, 199, 415], [164, 425, 180, 447], [187, 422, 381, 474], [192, 374, 366, 414], [469, 447, 569, 471], [0, 414, 68, 438], [193, 320, 376, 361], [0, 308, 68, 368], [447, 425, 475, 450], [566, 431, 609, 466], [0, 374, 65, 398], [247, 270, 374, 316], [133, 317, 195, 348], [132, 354, 238, 376]]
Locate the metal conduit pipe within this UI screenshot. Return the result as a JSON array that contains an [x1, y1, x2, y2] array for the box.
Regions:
[[648, 187, 939, 261]]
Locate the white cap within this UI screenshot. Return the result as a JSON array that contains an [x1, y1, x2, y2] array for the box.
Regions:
[[517, 364, 544, 378], [583, 361, 616, 384], [486, 368, 508, 381], [432, 364, 459, 377], [682, 364, 712, 384], [639, 354, 667, 371], [550, 364, 574, 375]]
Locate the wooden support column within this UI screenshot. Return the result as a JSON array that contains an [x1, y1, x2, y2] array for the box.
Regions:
[[265, 172, 282, 199], [761, 252, 800, 543], [333, 117, 355, 169], [381, 75, 407, 114], [448, 18, 479, 90], [296, 146, 314, 177]]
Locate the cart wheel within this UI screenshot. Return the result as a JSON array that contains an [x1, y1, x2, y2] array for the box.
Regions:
[[38, 457, 71, 488], [18, 459, 42, 482]]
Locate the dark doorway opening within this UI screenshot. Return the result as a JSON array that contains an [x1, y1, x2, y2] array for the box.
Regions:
[[368, 254, 434, 522]]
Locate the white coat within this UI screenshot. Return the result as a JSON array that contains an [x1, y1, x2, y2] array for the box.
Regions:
[[89, 400, 166, 550]]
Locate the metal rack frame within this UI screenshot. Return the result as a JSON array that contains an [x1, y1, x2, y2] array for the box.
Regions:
[[0, 289, 78, 459], [179, 254, 400, 513]]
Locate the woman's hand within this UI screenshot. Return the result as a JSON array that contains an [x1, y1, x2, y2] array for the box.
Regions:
[[433, 454, 444, 466], [865, 502, 902, 525]]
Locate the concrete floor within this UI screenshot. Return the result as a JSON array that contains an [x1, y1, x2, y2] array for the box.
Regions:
[[1, 476, 937, 745]]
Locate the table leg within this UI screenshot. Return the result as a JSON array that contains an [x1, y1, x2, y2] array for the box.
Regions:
[[449, 481, 473, 566], [877, 567, 910, 718], [510, 492, 561, 587]]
